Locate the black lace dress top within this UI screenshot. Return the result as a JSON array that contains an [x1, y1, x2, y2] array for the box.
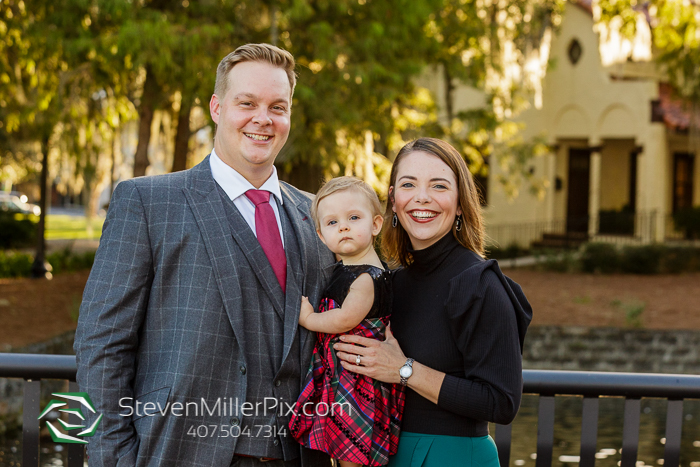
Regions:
[[321, 262, 392, 319]]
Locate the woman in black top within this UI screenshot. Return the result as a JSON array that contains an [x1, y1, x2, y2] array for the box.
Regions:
[[333, 138, 532, 466]]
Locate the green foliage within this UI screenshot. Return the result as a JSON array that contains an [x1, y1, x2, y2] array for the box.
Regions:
[[580, 242, 620, 274], [673, 207, 700, 240], [0, 250, 33, 278], [486, 243, 529, 259], [46, 248, 96, 275], [539, 243, 700, 275], [1, 0, 568, 198], [598, 0, 700, 104], [0, 248, 94, 278], [0, 212, 36, 249], [661, 246, 694, 274], [537, 249, 578, 273], [611, 299, 646, 328], [619, 245, 664, 275]]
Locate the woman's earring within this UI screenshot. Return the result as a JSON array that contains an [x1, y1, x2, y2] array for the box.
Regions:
[[392, 213, 398, 228], [455, 215, 463, 232]]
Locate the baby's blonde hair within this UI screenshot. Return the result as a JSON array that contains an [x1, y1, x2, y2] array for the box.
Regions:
[[311, 177, 382, 231]]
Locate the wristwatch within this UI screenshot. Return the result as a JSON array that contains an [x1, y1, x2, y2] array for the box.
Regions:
[[399, 358, 414, 386]]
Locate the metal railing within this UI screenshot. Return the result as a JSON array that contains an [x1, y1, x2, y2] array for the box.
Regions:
[[495, 370, 700, 467], [0, 353, 83, 467], [1, 353, 700, 467]]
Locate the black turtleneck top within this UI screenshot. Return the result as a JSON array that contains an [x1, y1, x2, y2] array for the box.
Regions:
[[390, 233, 532, 437]]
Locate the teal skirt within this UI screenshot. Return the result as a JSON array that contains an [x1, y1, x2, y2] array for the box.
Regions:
[[387, 431, 500, 467]]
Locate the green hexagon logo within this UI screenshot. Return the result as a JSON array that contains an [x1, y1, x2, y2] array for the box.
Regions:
[[37, 392, 103, 444]]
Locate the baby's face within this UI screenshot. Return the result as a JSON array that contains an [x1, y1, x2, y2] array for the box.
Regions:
[[316, 190, 382, 258]]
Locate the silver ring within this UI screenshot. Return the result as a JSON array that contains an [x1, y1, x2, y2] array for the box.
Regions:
[[355, 355, 361, 365]]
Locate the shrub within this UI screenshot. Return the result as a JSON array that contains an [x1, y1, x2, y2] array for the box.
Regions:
[[47, 248, 96, 275], [673, 207, 700, 239], [0, 212, 36, 249], [660, 246, 693, 274], [0, 249, 95, 278], [580, 242, 620, 273], [486, 243, 529, 259], [538, 249, 579, 273], [0, 251, 33, 278], [620, 245, 663, 274]]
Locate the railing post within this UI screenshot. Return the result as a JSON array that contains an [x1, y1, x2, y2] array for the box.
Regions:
[[663, 399, 684, 467], [22, 379, 41, 467], [579, 396, 599, 467], [621, 398, 641, 467], [68, 380, 86, 467], [536, 396, 556, 467], [495, 423, 512, 467]]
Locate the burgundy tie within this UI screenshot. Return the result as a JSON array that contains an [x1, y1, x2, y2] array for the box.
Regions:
[[245, 190, 287, 293]]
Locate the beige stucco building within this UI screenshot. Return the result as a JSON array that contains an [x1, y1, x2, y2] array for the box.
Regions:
[[426, 1, 700, 248]]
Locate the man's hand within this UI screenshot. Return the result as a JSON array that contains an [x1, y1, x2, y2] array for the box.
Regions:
[[299, 296, 315, 327]]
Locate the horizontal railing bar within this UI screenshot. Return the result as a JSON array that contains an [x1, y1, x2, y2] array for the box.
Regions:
[[0, 353, 77, 380], [523, 369, 700, 399], [2, 354, 700, 399]]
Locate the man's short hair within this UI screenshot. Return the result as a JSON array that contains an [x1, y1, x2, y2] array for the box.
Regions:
[[311, 176, 383, 231], [214, 43, 296, 100]]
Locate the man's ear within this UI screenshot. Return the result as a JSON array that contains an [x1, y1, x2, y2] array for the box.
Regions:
[[210, 94, 221, 124]]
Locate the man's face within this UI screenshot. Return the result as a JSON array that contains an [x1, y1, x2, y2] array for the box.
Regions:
[[210, 60, 291, 183]]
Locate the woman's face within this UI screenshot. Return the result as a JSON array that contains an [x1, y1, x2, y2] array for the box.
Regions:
[[391, 150, 461, 250]]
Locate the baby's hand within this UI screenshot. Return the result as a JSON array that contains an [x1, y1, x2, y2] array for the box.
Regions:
[[299, 296, 315, 326]]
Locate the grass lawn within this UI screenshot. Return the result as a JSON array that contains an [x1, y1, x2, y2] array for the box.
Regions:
[[46, 214, 105, 240]]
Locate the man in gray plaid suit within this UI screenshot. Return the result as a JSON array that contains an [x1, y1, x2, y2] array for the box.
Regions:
[[75, 44, 335, 466]]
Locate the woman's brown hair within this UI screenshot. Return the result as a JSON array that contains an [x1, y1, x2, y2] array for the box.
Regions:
[[381, 137, 485, 267]]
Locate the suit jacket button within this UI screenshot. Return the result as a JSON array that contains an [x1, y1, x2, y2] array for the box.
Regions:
[[230, 417, 240, 426], [274, 380, 281, 387], [240, 366, 246, 375], [273, 439, 279, 446]]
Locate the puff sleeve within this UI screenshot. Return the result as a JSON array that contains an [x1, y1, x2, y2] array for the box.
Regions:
[[436, 260, 532, 425]]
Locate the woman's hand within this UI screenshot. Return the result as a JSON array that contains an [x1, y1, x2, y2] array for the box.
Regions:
[[333, 325, 406, 384], [299, 296, 314, 327]]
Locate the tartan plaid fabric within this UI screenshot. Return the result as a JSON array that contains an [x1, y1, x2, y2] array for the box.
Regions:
[[289, 298, 405, 466]]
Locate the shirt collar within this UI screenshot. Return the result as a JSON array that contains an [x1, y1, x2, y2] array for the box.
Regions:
[[209, 148, 284, 205]]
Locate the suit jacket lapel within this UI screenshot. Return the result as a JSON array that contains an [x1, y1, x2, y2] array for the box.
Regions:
[[182, 156, 248, 352], [280, 213, 303, 365], [279, 184, 329, 357]]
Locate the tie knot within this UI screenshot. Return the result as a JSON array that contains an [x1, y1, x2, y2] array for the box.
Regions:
[[245, 189, 271, 206]]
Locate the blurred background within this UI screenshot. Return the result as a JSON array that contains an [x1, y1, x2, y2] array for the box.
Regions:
[[1, 0, 700, 465]]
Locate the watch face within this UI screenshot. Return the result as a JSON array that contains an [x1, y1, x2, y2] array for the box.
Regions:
[[400, 366, 412, 378]]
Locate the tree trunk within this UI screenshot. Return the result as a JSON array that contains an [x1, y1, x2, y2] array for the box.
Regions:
[[133, 67, 158, 177], [443, 64, 455, 123], [31, 131, 51, 279], [171, 98, 192, 172], [270, 0, 278, 46], [279, 162, 324, 193]]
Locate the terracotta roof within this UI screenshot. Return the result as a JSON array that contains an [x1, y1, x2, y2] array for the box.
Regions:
[[573, 0, 593, 14], [658, 83, 700, 132]]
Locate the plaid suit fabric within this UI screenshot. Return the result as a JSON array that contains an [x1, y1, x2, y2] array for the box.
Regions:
[[289, 275, 405, 466], [74, 157, 335, 467]]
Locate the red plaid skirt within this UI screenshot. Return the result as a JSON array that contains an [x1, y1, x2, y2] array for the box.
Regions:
[[289, 298, 405, 466]]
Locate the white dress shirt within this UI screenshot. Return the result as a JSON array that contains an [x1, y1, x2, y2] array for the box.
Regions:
[[209, 149, 285, 246]]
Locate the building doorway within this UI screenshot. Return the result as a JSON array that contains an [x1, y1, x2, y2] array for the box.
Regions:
[[673, 152, 695, 213], [567, 148, 591, 233]]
